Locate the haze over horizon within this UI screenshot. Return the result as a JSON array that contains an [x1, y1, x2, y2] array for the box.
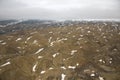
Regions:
[[0, 0, 120, 20]]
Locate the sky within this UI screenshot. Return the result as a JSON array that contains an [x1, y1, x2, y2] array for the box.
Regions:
[[0, 0, 120, 20]]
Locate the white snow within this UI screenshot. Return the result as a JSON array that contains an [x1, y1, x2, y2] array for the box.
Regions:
[[99, 76, 104, 80], [16, 38, 22, 41], [38, 56, 43, 59], [0, 62, 11, 67], [90, 73, 95, 77], [87, 31, 91, 33], [27, 36, 32, 41], [52, 53, 59, 58], [0, 40, 3, 43], [48, 37, 52, 43], [40, 71, 46, 74], [61, 74, 66, 80], [109, 58, 112, 64], [1, 42, 6, 45], [109, 61, 112, 64], [50, 38, 67, 46], [71, 50, 77, 55], [49, 67, 54, 70], [33, 40, 38, 44], [80, 35, 83, 37], [99, 59, 105, 63], [35, 48, 44, 54], [32, 62, 38, 72], [61, 66, 66, 70], [99, 59, 103, 62], [76, 63, 79, 66], [50, 41, 55, 46], [68, 66, 76, 69], [17, 47, 21, 49]]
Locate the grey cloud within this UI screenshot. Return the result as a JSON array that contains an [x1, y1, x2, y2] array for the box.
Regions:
[[0, 0, 120, 20]]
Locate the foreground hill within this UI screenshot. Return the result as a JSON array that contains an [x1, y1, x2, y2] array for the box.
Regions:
[[0, 21, 120, 80]]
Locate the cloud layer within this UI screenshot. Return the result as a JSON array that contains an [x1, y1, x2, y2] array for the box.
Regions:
[[0, 0, 120, 20]]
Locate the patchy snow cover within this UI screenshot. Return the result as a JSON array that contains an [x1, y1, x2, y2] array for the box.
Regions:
[[49, 67, 53, 70], [61, 74, 66, 80], [71, 50, 77, 55], [87, 31, 91, 33], [99, 59, 105, 63], [48, 37, 52, 43], [1, 42, 6, 45], [35, 48, 44, 54], [50, 38, 68, 46], [52, 53, 59, 58], [33, 40, 38, 44], [68, 66, 76, 69], [17, 47, 21, 49], [90, 73, 95, 77], [38, 56, 43, 59], [40, 71, 46, 74], [27, 36, 32, 41], [61, 66, 66, 70], [99, 59, 103, 62], [80, 35, 83, 37], [50, 41, 55, 46], [32, 62, 38, 72], [16, 38, 22, 41], [76, 63, 79, 66], [0, 62, 11, 67], [99, 76, 104, 80]]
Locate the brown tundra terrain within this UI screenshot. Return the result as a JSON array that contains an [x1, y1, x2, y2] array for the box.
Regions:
[[0, 20, 120, 80]]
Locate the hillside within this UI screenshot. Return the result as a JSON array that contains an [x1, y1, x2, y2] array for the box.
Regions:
[[0, 21, 120, 80]]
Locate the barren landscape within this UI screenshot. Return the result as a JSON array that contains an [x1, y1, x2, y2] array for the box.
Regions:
[[0, 20, 120, 80]]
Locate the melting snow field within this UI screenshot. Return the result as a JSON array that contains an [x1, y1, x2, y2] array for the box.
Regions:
[[0, 21, 120, 80]]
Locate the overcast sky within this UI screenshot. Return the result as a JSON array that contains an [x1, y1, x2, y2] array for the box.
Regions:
[[0, 0, 120, 20]]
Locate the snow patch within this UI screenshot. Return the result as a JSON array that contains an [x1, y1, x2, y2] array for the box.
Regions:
[[99, 76, 104, 80], [38, 56, 43, 59], [48, 37, 52, 43], [61, 66, 66, 70], [68, 66, 76, 69], [1, 42, 6, 45], [0, 62, 11, 67], [49, 67, 54, 70], [32, 62, 38, 72], [16, 38, 22, 41], [90, 73, 95, 77], [71, 50, 77, 55], [87, 31, 91, 33], [52, 53, 59, 58], [35, 48, 44, 54], [40, 71, 46, 74], [61, 74, 66, 80], [27, 36, 32, 41], [33, 40, 38, 44]]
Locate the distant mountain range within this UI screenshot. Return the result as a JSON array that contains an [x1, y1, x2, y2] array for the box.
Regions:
[[0, 19, 120, 34]]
